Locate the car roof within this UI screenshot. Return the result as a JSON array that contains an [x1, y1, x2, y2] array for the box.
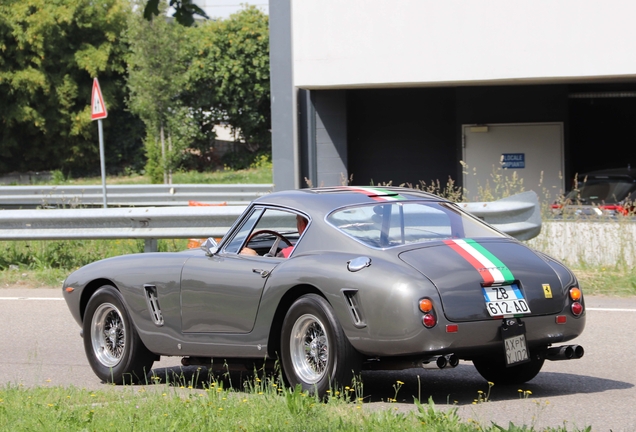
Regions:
[[252, 186, 448, 218], [577, 167, 636, 181]]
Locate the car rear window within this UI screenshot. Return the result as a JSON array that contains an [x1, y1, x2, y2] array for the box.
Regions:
[[327, 201, 504, 248]]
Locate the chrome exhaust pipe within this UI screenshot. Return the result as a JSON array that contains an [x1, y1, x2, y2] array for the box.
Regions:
[[572, 345, 584, 358], [545, 345, 584, 361], [420, 354, 458, 369]]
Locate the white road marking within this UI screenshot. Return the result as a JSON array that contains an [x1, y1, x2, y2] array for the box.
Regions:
[[586, 307, 636, 312], [0, 297, 64, 301]]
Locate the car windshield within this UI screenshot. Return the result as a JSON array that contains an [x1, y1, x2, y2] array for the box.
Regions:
[[565, 178, 635, 204], [327, 201, 505, 248]]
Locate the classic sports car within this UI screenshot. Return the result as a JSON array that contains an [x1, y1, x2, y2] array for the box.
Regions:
[[63, 186, 585, 396]]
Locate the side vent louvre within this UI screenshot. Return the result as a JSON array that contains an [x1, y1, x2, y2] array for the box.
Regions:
[[144, 284, 164, 326], [342, 289, 366, 328]]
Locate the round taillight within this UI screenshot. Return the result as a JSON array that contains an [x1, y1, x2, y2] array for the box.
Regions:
[[422, 314, 437, 328], [419, 298, 433, 313], [571, 302, 583, 316], [569, 287, 582, 301]]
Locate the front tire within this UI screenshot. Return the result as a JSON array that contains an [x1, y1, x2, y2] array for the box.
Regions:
[[472, 352, 545, 385], [83, 285, 155, 384], [280, 294, 360, 397]]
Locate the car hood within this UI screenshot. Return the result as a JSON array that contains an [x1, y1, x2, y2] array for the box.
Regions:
[[399, 239, 566, 322]]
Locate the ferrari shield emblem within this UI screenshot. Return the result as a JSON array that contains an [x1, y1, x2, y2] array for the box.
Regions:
[[542, 284, 553, 299]]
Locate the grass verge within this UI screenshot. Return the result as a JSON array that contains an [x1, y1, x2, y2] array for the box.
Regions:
[[0, 381, 587, 432], [37, 165, 272, 186]]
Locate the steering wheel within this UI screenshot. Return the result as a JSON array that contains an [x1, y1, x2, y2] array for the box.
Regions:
[[246, 230, 293, 257]]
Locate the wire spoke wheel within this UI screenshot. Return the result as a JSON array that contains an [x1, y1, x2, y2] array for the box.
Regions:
[[290, 314, 329, 384], [91, 303, 126, 367], [281, 294, 361, 397], [83, 285, 155, 384]]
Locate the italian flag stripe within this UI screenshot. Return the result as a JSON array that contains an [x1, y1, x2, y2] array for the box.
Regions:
[[346, 186, 406, 201], [443, 239, 515, 286]]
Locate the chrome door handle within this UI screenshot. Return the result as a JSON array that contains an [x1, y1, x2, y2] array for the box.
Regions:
[[252, 268, 270, 278]]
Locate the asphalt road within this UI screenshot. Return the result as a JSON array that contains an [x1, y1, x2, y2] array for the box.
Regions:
[[2, 287, 635, 431]]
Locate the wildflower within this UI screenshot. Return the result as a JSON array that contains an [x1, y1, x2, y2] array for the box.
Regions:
[[162, 393, 167, 397], [488, 382, 494, 386], [396, 380, 404, 385]]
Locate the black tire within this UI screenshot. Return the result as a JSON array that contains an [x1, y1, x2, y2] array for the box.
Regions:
[[280, 294, 360, 397], [83, 285, 155, 384], [472, 352, 545, 385]]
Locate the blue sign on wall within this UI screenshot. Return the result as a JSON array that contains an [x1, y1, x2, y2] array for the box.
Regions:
[[501, 153, 525, 169]]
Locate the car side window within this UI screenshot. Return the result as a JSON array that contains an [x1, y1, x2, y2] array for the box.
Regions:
[[240, 208, 307, 257], [223, 208, 264, 254]]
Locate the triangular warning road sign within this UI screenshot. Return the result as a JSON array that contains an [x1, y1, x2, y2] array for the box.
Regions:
[[91, 78, 108, 121]]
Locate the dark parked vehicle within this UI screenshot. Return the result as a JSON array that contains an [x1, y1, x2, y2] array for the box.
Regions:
[[553, 167, 636, 216], [63, 186, 585, 396]]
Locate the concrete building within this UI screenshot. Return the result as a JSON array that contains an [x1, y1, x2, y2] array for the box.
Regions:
[[269, 0, 636, 198]]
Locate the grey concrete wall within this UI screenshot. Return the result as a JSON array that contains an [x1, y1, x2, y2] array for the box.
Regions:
[[269, 0, 297, 191]]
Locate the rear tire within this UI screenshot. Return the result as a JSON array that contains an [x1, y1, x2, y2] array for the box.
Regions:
[[280, 294, 360, 398], [83, 285, 155, 384], [473, 352, 545, 385]]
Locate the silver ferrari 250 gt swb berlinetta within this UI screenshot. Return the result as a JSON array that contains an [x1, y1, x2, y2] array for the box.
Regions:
[[63, 186, 585, 397]]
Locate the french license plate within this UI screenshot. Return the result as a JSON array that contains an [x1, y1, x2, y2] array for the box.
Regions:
[[483, 284, 531, 317], [501, 321, 530, 366]]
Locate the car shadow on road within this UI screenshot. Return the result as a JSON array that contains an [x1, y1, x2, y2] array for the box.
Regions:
[[142, 363, 632, 407], [358, 366, 633, 406]]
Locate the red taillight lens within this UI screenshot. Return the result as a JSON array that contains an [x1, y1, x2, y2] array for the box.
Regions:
[[571, 302, 583, 316], [446, 324, 458, 333], [419, 298, 433, 313], [569, 287, 582, 301], [556, 315, 567, 324], [423, 314, 437, 328]]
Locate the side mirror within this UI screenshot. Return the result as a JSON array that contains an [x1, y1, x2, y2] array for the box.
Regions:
[[201, 237, 219, 256]]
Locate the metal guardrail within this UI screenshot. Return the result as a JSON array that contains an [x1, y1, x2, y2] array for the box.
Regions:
[[0, 184, 273, 208], [0, 191, 542, 251], [458, 191, 542, 241]]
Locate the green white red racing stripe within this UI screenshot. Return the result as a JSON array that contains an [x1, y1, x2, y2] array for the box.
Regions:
[[443, 239, 515, 286], [344, 186, 407, 202]]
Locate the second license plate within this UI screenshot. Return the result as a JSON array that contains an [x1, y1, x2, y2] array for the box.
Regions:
[[483, 284, 531, 317]]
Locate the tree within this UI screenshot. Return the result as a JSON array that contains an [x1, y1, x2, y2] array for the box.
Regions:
[[0, 0, 140, 175], [182, 6, 271, 166], [143, 0, 208, 27], [126, 1, 195, 183]]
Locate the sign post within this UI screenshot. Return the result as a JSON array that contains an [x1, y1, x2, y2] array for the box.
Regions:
[[91, 78, 108, 208]]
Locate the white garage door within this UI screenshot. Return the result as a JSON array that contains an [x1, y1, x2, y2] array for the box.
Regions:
[[462, 123, 564, 202]]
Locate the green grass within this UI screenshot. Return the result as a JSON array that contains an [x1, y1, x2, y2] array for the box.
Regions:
[[39, 165, 272, 186], [0, 380, 587, 432], [0, 239, 189, 288]]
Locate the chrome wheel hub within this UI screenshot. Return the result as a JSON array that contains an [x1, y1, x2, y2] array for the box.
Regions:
[[290, 314, 329, 384], [91, 303, 125, 367]]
